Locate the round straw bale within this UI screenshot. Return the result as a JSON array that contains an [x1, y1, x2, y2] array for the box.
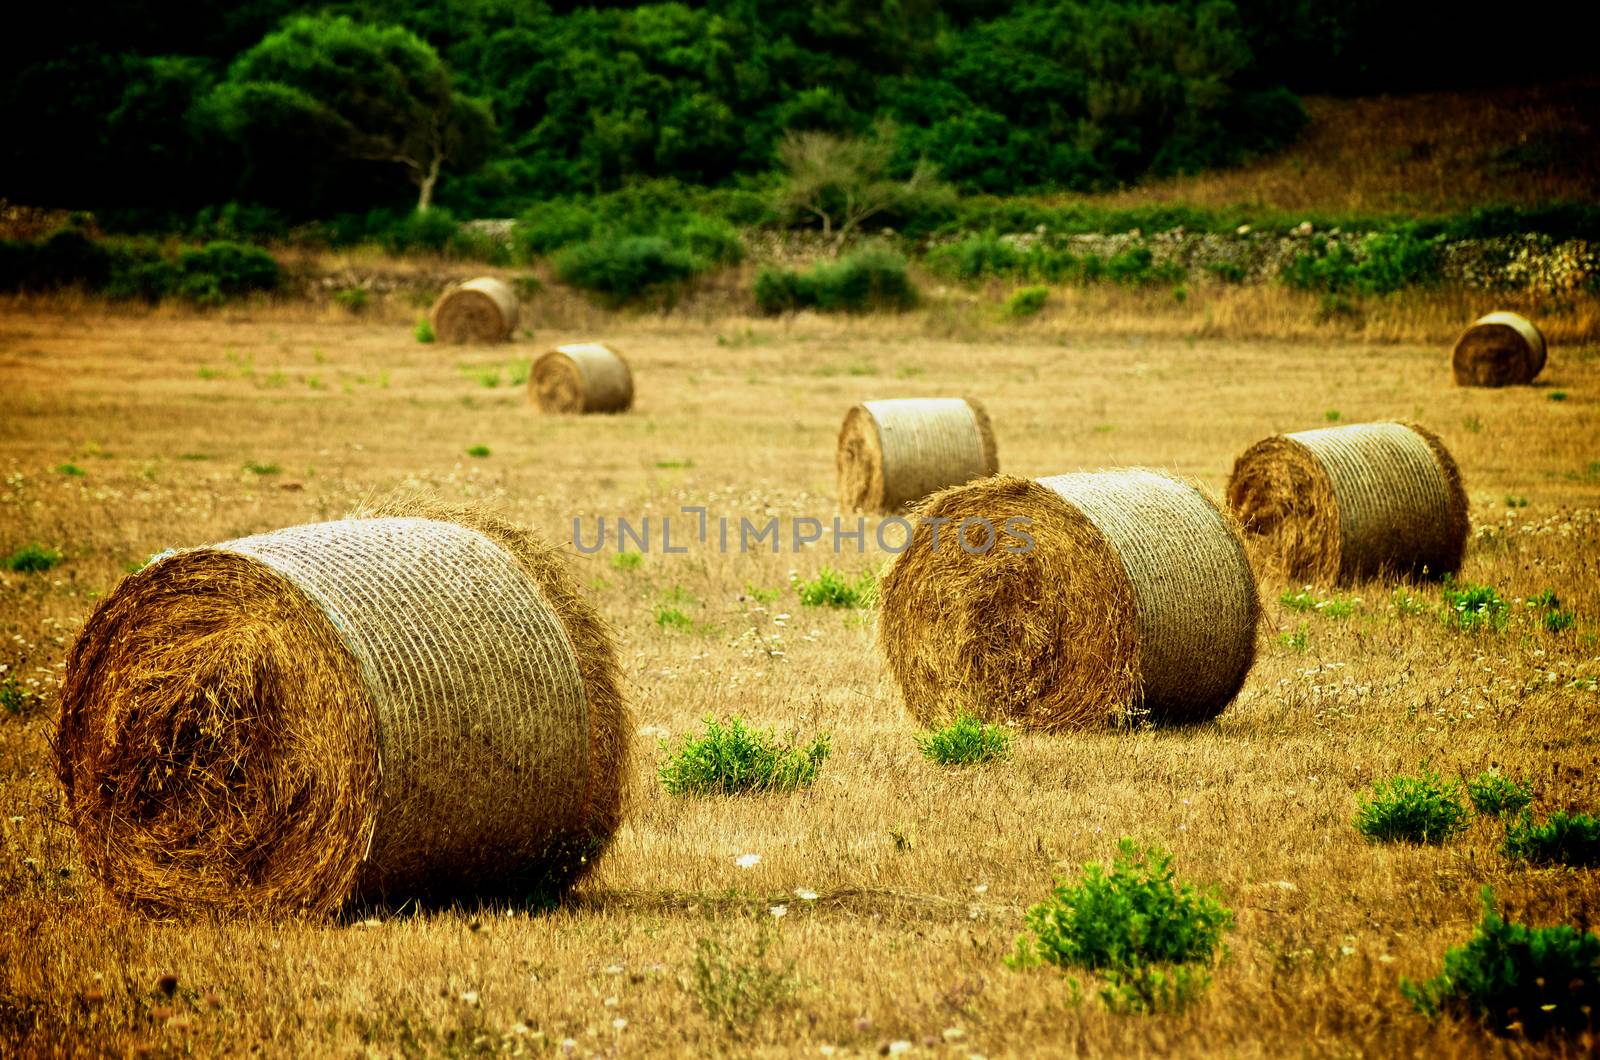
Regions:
[[837, 397, 999, 514], [1452, 311, 1546, 386], [1226, 421, 1468, 584], [429, 277, 519, 343], [54, 501, 628, 917], [877, 469, 1259, 731], [530, 343, 634, 414]]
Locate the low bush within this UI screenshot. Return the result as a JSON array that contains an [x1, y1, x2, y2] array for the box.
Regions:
[[554, 235, 698, 304], [1008, 839, 1232, 1013], [1282, 228, 1440, 295], [658, 717, 831, 797], [1005, 285, 1049, 318], [756, 249, 915, 315], [1503, 811, 1600, 867], [4, 543, 65, 573], [1354, 769, 1471, 844], [1464, 771, 1533, 817], [1441, 580, 1509, 633], [916, 712, 1012, 766], [793, 567, 877, 608], [1404, 888, 1600, 1039]]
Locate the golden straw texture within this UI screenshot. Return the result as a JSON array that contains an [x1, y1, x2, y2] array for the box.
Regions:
[[55, 506, 627, 918], [429, 277, 519, 344], [877, 469, 1258, 731], [836, 397, 999, 513], [530, 343, 634, 414], [1452, 310, 1547, 386], [1226, 422, 1469, 584]]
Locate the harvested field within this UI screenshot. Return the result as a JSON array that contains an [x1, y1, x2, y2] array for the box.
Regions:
[[1, 304, 1598, 1056]]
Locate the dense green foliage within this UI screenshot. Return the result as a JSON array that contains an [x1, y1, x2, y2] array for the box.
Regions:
[[1404, 888, 1600, 1039], [22, 0, 1531, 219], [657, 717, 831, 796], [1503, 811, 1600, 867], [1464, 771, 1534, 817], [916, 712, 1013, 766], [1354, 769, 1472, 844], [756, 249, 916, 314], [0, 231, 279, 304], [1441, 580, 1510, 633], [1009, 839, 1232, 1012]]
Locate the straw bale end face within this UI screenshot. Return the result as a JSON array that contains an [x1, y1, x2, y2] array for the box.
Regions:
[[1452, 311, 1546, 387], [54, 500, 629, 918], [530, 343, 634, 414], [837, 396, 999, 514], [429, 277, 520, 344]]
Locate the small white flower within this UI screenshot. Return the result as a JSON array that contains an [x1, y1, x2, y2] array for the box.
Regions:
[[612, 1018, 627, 1031], [560, 1038, 576, 1051], [818, 1047, 837, 1057], [603, 964, 624, 975], [888, 1042, 912, 1055], [794, 888, 818, 901], [972, 884, 988, 895], [1274, 880, 1296, 891], [1378, 954, 1395, 964], [770, 904, 788, 919], [942, 1027, 966, 1041], [603, 996, 618, 1007], [735, 853, 761, 869], [511, 1023, 531, 1036], [461, 991, 480, 1006]]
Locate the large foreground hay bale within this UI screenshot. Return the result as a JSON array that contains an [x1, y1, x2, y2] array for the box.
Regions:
[[55, 500, 628, 917], [878, 469, 1259, 731], [1226, 422, 1468, 584], [530, 343, 634, 414], [429, 277, 519, 343], [1452, 311, 1546, 387], [837, 397, 999, 513]]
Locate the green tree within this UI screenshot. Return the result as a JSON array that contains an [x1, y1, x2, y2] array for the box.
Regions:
[[208, 15, 494, 212], [776, 121, 942, 248]]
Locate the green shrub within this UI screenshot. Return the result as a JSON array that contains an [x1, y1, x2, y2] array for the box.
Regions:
[[465, 445, 490, 458], [657, 717, 830, 797], [1354, 769, 1471, 844], [554, 235, 697, 304], [653, 604, 694, 631], [380, 208, 461, 255], [1403, 888, 1600, 1039], [1441, 580, 1509, 633], [1282, 229, 1439, 295], [756, 249, 915, 315], [4, 543, 64, 573], [753, 267, 813, 315], [514, 201, 600, 258], [916, 712, 1012, 766], [1528, 588, 1576, 633], [1503, 811, 1600, 867], [794, 567, 876, 608], [414, 318, 435, 343], [175, 241, 281, 304], [333, 287, 368, 312], [1008, 839, 1232, 1013], [924, 230, 1022, 280], [1464, 771, 1533, 817], [0, 676, 40, 717], [1005, 285, 1049, 318]]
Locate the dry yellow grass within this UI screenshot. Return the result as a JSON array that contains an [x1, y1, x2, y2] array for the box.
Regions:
[[1093, 79, 1600, 214], [1, 299, 1598, 1057]]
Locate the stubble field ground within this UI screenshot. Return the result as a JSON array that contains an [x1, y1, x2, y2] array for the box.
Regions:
[[1, 292, 1598, 1057]]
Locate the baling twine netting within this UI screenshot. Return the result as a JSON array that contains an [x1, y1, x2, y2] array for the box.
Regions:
[[1452, 310, 1547, 387], [1225, 421, 1469, 584], [837, 397, 999, 514], [530, 343, 634, 414], [877, 469, 1259, 731], [55, 500, 627, 917], [429, 277, 520, 344]]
